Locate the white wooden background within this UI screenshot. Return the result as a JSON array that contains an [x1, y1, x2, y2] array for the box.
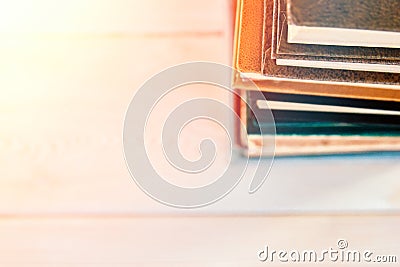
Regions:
[[0, 0, 399, 265]]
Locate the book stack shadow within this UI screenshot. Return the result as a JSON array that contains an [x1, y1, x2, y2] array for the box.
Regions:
[[233, 0, 400, 156]]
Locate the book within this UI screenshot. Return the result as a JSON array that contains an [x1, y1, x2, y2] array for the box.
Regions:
[[286, 0, 400, 48], [233, 0, 400, 102], [274, 0, 400, 61], [233, 0, 400, 156], [237, 90, 400, 156], [272, 0, 400, 73]]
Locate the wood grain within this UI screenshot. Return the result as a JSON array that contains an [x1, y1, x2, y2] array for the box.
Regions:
[[0, 0, 226, 34], [0, 216, 398, 266], [0, 0, 233, 215]]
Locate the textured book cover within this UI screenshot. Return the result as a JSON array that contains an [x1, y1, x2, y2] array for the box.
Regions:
[[272, 0, 400, 73], [286, 0, 400, 47], [233, 0, 400, 102], [287, 0, 400, 32], [261, 0, 400, 86], [273, 0, 400, 60]]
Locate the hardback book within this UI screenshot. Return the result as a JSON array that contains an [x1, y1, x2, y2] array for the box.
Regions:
[[234, 0, 400, 102], [286, 0, 400, 48], [272, 0, 400, 73], [273, 0, 400, 61], [233, 0, 400, 156], [237, 90, 400, 156]]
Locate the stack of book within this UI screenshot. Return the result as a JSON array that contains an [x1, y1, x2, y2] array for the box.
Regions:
[[233, 0, 400, 156]]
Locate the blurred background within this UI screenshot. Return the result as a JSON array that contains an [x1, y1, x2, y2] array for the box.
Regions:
[[0, 0, 399, 265]]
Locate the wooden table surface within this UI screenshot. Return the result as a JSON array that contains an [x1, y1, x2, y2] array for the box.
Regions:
[[0, 0, 399, 265]]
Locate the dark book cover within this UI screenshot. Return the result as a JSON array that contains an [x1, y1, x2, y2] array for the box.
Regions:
[[270, 0, 400, 72], [287, 0, 400, 32], [272, 0, 400, 60], [286, 0, 400, 47], [261, 0, 400, 86]]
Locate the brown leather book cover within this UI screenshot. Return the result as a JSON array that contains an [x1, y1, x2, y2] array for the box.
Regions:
[[233, 0, 400, 102]]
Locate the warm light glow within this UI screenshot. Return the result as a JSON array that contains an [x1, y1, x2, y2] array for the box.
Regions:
[[0, 0, 83, 33]]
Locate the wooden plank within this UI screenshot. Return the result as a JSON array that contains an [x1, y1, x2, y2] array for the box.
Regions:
[[0, 36, 233, 214], [1, 36, 400, 215], [0, 215, 398, 266], [0, 0, 226, 34]]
